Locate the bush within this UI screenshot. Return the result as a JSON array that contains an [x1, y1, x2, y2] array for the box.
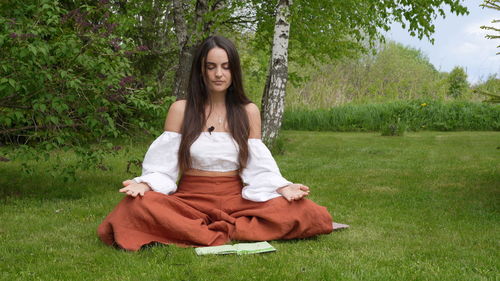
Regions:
[[447, 66, 469, 98], [0, 0, 173, 179], [380, 122, 406, 136]]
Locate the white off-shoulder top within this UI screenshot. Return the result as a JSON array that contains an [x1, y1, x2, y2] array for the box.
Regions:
[[133, 131, 292, 202]]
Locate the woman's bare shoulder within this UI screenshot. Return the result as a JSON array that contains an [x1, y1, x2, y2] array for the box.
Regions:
[[170, 100, 187, 113], [164, 100, 186, 132], [244, 103, 261, 139], [244, 102, 260, 116]]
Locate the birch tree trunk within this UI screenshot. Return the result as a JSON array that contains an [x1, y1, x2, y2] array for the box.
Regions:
[[261, 0, 292, 146]]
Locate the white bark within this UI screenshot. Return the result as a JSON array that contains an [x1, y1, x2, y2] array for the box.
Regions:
[[261, 0, 292, 146]]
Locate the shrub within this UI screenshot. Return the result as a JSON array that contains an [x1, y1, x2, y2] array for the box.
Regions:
[[380, 122, 406, 136], [447, 66, 469, 98], [0, 0, 173, 180]]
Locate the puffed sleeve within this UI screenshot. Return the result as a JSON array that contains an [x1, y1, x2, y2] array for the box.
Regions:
[[133, 131, 181, 195], [240, 138, 293, 202]]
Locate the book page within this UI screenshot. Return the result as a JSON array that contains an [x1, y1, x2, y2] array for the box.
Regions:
[[195, 245, 236, 255], [233, 242, 276, 254]]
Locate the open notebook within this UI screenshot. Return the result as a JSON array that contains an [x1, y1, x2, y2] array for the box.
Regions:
[[195, 241, 276, 255]]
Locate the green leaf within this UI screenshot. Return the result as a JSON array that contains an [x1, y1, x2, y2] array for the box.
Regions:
[[28, 45, 38, 56], [3, 117, 12, 127], [48, 116, 59, 124], [8, 79, 16, 89], [55, 136, 64, 145], [45, 142, 53, 150]]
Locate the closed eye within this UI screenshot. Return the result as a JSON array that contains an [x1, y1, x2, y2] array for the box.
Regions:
[[206, 62, 230, 70]]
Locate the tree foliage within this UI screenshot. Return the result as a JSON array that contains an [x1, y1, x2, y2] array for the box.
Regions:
[[251, 0, 469, 76], [360, 42, 444, 100], [0, 0, 173, 179], [480, 0, 500, 55], [114, 0, 179, 97], [473, 74, 500, 103], [285, 42, 449, 108], [447, 66, 469, 98], [0, 0, 473, 178]]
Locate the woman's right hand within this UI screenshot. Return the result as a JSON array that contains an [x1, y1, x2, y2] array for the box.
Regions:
[[119, 180, 151, 197], [277, 183, 310, 202]]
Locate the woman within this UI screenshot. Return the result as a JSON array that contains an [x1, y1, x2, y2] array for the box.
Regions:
[[97, 35, 337, 251]]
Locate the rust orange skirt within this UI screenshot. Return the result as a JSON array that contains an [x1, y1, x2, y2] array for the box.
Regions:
[[97, 175, 333, 251]]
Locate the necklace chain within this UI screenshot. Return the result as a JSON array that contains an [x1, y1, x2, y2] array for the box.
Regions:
[[208, 111, 225, 128]]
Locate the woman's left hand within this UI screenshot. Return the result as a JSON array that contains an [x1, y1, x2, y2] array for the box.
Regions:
[[119, 180, 151, 197], [277, 184, 310, 202]]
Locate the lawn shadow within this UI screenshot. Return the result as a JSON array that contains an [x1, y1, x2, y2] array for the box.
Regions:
[[129, 236, 326, 254], [0, 163, 125, 202]]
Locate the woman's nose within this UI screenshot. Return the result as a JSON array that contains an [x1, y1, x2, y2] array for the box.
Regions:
[[215, 67, 223, 77]]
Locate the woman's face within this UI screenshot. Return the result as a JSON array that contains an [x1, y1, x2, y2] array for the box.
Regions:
[[203, 47, 232, 95]]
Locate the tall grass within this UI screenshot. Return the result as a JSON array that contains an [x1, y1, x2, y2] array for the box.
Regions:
[[282, 100, 500, 132]]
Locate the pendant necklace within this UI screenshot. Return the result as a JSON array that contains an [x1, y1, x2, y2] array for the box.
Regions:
[[208, 112, 225, 134]]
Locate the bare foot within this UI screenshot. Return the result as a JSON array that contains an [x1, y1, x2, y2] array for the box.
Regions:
[[333, 222, 350, 231]]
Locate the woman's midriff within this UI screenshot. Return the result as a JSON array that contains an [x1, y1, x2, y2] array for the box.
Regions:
[[183, 168, 239, 177]]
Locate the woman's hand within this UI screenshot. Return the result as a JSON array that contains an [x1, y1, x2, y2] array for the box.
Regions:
[[119, 180, 151, 197], [277, 183, 310, 202]]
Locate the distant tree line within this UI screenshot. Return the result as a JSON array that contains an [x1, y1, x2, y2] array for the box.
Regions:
[[283, 42, 500, 109]]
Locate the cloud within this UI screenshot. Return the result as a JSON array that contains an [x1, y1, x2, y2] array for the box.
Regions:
[[384, 2, 499, 84], [454, 17, 498, 56], [464, 17, 497, 37], [454, 42, 480, 54]]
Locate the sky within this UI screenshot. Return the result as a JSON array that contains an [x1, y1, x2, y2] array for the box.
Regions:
[[385, 0, 499, 85]]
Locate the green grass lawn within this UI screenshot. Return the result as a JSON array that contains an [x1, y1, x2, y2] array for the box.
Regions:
[[0, 131, 498, 281]]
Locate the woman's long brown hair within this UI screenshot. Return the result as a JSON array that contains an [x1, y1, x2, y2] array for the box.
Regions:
[[178, 36, 251, 173]]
